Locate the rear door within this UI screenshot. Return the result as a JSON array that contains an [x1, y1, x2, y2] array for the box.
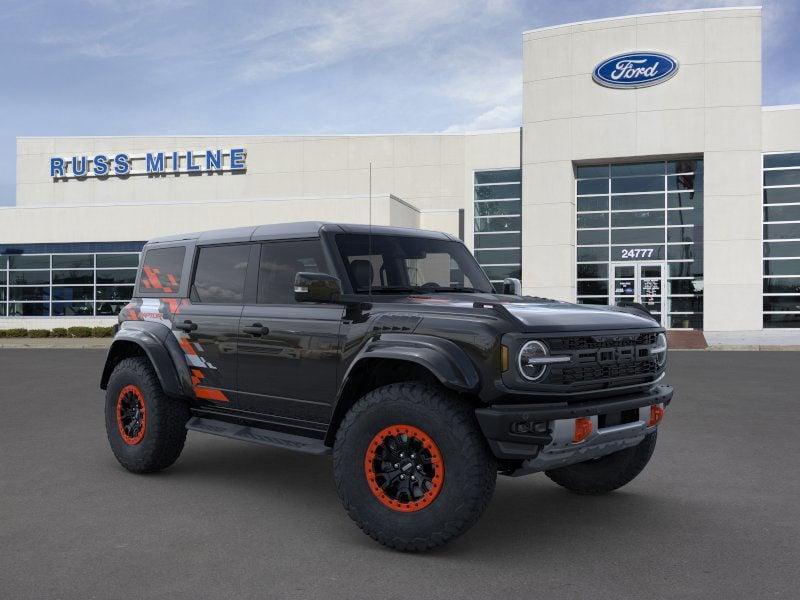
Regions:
[[176, 243, 252, 405], [236, 238, 344, 426]]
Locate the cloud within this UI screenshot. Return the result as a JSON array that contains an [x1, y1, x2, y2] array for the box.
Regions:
[[31, 1, 192, 59], [234, 0, 483, 82], [442, 103, 521, 132]]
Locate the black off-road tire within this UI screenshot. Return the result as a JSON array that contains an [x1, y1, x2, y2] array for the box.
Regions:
[[333, 382, 497, 552], [545, 431, 658, 495], [105, 357, 190, 474]]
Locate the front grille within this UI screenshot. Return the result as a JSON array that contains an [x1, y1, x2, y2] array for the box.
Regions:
[[542, 332, 662, 388]]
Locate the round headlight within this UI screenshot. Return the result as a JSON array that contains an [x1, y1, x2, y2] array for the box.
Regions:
[[653, 333, 667, 366], [518, 340, 550, 381]]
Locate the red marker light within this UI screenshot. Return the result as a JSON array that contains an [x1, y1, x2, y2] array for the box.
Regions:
[[573, 417, 593, 443], [648, 405, 665, 427]]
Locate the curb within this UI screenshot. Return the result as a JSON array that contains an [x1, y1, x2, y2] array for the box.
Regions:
[[0, 339, 113, 349], [674, 345, 800, 351]]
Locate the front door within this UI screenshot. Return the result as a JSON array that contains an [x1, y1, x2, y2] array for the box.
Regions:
[[236, 239, 344, 428], [610, 262, 666, 326]]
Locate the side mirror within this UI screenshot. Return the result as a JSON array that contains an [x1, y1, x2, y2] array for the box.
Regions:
[[294, 272, 342, 303], [502, 277, 522, 296]]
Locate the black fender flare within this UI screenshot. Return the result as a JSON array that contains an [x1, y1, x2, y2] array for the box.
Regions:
[[325, 333, 480, 444], [100, 322, 193, 399]]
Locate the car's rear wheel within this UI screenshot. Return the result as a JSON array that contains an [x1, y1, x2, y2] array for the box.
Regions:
[[333, 382, 496, 551], [105, 356, 189, 473], [545, 431, 658, 494]]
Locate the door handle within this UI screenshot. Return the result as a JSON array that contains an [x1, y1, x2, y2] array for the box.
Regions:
[[243, 323, 269, 336], [175, 320, 197, 332]]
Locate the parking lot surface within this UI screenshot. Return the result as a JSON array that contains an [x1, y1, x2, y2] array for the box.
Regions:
[[1, 349, 798, 599]]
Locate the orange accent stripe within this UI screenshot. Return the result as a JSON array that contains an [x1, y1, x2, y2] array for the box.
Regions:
[[193, 386, 229, 402], [163, 298, 178, 314], [179, 337, 198, 356]]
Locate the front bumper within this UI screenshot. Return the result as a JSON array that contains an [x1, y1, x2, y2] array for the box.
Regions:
[[475, 384, 673, 473]]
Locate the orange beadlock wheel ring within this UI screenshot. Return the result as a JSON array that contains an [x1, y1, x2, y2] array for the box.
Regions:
[[116, 384, 147, 445], [364, 424, 444, 512]]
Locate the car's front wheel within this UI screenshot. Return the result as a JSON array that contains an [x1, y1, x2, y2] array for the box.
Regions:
[[333, 382, 496, 551], [104, 356, 189, 474]]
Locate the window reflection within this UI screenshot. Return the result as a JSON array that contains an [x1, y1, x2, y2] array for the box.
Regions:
[[0, 250, 141, 319], [763, 153, 800, 328], [474, 169, 522, 291]]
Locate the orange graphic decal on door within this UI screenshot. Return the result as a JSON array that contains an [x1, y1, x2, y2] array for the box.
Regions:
[[190, 369, 229, 402]]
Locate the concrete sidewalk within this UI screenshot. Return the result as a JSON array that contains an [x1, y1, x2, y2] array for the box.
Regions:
[[704, 329, 800, 351]]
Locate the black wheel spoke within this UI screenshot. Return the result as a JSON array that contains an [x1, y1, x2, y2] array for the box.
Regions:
[[378, 467, 402, 487], [411, 481, 425, 499]]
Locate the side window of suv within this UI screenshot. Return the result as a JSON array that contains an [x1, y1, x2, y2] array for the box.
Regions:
[[191, 244, 250, 304], [258, 240, 327, 304], [138, 246, 186, 294]]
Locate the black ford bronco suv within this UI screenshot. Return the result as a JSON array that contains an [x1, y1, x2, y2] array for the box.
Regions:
[[101, 222, 672, 551]]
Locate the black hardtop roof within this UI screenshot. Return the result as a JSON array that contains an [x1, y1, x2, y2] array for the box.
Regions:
[[144, 222, 457, 247]]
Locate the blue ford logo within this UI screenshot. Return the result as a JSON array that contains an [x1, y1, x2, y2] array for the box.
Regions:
[[593, 52, 678, 89]]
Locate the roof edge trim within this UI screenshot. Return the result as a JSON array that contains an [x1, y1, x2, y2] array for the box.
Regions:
[[522, 5, 761, 36]]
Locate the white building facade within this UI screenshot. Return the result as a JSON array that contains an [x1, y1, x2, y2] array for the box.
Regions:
[[2, 6, 799, 337]]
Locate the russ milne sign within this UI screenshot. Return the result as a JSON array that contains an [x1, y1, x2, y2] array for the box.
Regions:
[[592, 52, 678, 89], [50, 148, 246, 179]]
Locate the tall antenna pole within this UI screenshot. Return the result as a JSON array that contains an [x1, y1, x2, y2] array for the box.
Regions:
[[368, 161, 373, 303]]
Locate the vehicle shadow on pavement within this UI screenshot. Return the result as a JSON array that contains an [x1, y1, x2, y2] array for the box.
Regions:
[[457, 481, 679, 557], [159, 433, 683, 557]]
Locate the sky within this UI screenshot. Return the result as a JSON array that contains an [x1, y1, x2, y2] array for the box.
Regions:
[[1, 0, 799, 206]]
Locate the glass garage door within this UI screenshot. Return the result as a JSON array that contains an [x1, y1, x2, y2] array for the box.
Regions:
[[576, 159, 704, 329]]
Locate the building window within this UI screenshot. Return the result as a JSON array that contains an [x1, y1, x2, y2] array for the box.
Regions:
[[0, 246, 142, 318], [474, 169, 522, 291], [575, 159, 704, 329], [763, 152, 800, 328]]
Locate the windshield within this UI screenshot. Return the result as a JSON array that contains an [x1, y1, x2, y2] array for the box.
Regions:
[[335, 233, 494, 294]]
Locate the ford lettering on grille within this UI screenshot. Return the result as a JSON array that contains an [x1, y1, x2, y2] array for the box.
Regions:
[[544, 333, 661, 387]]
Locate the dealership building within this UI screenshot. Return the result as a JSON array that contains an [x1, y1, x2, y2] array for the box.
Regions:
[[2, 6, 799, 340]]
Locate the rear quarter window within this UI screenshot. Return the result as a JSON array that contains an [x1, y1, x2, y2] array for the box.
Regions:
[[191, 244, 250, 304], [138, 246, 186, 295]]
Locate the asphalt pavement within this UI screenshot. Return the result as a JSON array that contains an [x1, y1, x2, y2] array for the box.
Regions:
[[1, 349, 798, 599]]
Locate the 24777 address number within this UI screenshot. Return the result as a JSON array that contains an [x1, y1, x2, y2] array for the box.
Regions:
[[619, 248, 655, 259]]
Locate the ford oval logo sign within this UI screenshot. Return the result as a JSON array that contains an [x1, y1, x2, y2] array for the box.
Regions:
[[593, 52, 679, 89]]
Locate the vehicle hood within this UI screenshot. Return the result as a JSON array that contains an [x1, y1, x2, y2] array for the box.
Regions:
[[389, 292, 660, 332], [501, 301, 658, 332]]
